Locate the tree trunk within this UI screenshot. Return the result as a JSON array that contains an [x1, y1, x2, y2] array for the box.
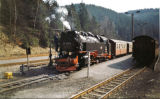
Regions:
[[33, 0, 40, 29], [9, 0, 12, 37], [13, 0, 17, 47]]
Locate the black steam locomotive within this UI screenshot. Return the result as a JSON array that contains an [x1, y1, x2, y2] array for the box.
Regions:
[[55, 30, 132, 72]]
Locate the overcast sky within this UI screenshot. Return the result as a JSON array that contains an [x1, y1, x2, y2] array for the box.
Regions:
[[56, 0, 160, 12]]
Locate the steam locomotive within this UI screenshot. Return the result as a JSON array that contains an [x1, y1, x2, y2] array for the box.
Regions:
[[54, 31, 132, 72]]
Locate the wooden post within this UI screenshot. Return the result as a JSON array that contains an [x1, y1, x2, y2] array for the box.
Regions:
[[26, 47, 31, 67], [87, 52, 90, 78], [27, 54, 29, 66]]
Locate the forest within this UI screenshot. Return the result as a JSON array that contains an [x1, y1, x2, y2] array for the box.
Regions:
[[0, 0, 159, 49]]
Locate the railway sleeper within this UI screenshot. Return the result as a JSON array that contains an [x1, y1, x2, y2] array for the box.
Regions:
[[116, 77, 129, 80], [121, 74, 131, 77], [82, 93, 98, 99], [109, 81, 120, 85], [105, 84, 117, 88], [112, 79, 124, 83], [118, 76, 130, 80], [88, 92, 102, 98], [100, 86, 112, 90], [94, 89, 106, 94], [80, 96, 90, 99]]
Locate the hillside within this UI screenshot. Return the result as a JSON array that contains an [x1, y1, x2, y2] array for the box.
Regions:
[[0, 26, 54, 57], [0, 0, 159, 57], [128, 9, 159, 40], [82, 4, 159, 41], [85, 5, 132, 40]]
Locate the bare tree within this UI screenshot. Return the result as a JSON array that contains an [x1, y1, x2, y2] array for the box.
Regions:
[[33, 0, 40, 29], [13, 0, 17, 41], [11, 0, 17, 48], [9, 0, 12, 38]]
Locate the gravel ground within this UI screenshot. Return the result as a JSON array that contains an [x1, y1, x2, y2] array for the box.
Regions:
[[1, 55, 133, 98], [0, 65, 20, 78], [0, 63, 50, 78], [0, 55, 51, 78], [110, 55, 160, 99], [0, 65, 55, 84], [110, 68, 160, 98]]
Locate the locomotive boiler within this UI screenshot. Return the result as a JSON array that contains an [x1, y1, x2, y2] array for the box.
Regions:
[[54, 31, 111, 72]]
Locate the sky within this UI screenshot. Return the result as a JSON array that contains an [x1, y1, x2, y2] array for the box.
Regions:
[[56, 0, 160, 12]]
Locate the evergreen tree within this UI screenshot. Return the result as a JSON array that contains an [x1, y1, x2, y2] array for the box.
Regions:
[[66, 4, 81, 31], [78, 3, 91, 31]]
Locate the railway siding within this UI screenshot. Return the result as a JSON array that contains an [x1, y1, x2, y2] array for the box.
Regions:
[[0, 54, 49, 60], [0, 59, 49, 67], [0, 73, 68, 94], [71, 67, 146, 99]]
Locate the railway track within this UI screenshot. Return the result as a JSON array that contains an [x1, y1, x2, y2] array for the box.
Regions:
[[0, 59, 49, 67], [71, 67, 146, 99], [0, 73, 68, 94], [0, 53, 50, 60]]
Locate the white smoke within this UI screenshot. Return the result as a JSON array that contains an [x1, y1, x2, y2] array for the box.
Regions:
[[56, 7, 68, 16], [51, 14, 56, 19], [43, 0, 71, 30], [45, 17, 51, 23], [60, 17, 71, 30], [56, 7, 71, 30], [42, 0, 55, 6], [45, 14, 55, 23], [68, 17, 75, 30]]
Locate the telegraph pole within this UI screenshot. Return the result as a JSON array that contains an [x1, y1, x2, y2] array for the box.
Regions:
[[87, 52, 90, 78], [48, 25, 53, 67], [125, 11, 140, 40], [159, 9, 160, 44], [47, 5, 53, 67], [131, 13, 134, 39]]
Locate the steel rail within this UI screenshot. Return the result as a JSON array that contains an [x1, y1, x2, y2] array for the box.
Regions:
[[101, 67, 146, 98], [0, 59, 49, 67], [0, 53, 49, 60], [70, 67, 146, 99], [0, 73, 66, 94]]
